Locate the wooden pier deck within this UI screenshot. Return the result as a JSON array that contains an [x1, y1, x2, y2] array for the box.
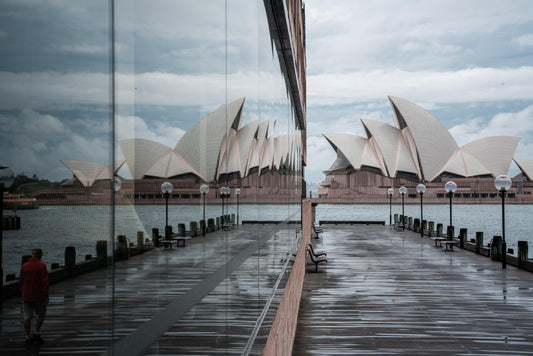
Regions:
[[0, 224, 296, 355], [294, 225, 533, 355], [3, 224, 533, 355]]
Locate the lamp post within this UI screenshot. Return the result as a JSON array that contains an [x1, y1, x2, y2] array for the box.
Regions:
[[417, 184, 426, 237], [0, 165, 15, 305], [444, 181, 457, 227], [495, 175, 512, 269], [387, 188, 394, 226], [161, 182, 173, 234], [399, 186, 407, 225], [200, 184, 209, 236], [220, 187, 230, 222], [235, 188, 241, 226]]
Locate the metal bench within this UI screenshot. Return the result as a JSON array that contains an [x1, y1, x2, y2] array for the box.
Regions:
[[442, 239, 460, 251], [306, 243, 327, 272]]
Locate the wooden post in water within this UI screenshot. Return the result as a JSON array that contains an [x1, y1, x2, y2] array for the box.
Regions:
[[96, 240, 107, 265], [177, 223, 185, 237], [518, 241, 528, 268], [475, 232, 483, 254], [447, 226, 454, 241], [137, 231, 144, 248], [65, 246, 76, 273], [491, 236, 502, 261], [414, 218, 420, 232], [208, 218, 215, 232], [459, 228, 467, 248], [189, 221, 198, 237]]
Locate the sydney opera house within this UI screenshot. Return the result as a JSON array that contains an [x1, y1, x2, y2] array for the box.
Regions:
[[318, 96, 533, 203], [59, 97, 304, 204]]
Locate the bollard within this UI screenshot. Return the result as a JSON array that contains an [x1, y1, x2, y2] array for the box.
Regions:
[[97, 240, 107, 265], [85, 254, 92, 261], [447, 226, 454, 240], [137, 231, 144, 247], [475, 232, 483, 254], [518, 241, 528, 268], [414, 218, 420, 232], [21, 255, 31, 266], [428, 221, 434, 237], [65, 246, 76, 273], [208, 218, 215, 232], [394, 214, 398, 225], [117, 235, 129, 260], [422, 220, 427, 236], [408, 217, 413, 230], [178, 223, 186, 237], [190, 221, 198, 236], [231, 213, 235, 225], [437, 223, 443, 237], [459, 228, 467, 248], [51, 262, 60, 270], [216, 217, 220, 230], [199, 219, 206, 235], [491, 236, 502, 261], [165, 226, 173, 239], [6, 274, 16, 282]]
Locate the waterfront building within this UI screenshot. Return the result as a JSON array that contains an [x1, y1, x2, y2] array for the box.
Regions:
[[319, 96, 533, 203]]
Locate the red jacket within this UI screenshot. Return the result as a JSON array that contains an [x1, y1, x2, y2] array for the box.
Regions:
[[19, 257, 49, 302]]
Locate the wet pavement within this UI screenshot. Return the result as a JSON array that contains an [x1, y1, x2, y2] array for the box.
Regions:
[[294, 225, 533, 355], [0, 224, 297, 355], [4, 223, 533, 355]]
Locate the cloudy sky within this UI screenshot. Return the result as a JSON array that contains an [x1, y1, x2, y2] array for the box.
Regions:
[[1, 1, 532, 184], [303, 0, 533, 182]]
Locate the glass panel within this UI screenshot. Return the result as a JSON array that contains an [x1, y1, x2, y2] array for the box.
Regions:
[[0, 0, 113, 351]]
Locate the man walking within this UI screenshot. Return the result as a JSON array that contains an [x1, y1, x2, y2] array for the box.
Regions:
[[19, 248, 49, 345]]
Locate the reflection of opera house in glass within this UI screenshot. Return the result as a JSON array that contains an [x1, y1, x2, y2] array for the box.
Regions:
[[57, 98, 303, 205], [319, 96, 533, 203]]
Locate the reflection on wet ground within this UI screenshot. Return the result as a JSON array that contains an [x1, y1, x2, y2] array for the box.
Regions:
[[294, 225, 533, 355], [4, 224, 533, 355], [0, 225, 296, 355]]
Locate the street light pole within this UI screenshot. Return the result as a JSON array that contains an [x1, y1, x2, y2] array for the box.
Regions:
[[417, 184, 426, 237], [235, 188, 241, 226], [200, 184, 209, 236], [444, 181, 457, 228], [161, 182, 173, 237], [495, 175, 512, 269], [387, 188, 394, 226], [399, 186, 407, 226]]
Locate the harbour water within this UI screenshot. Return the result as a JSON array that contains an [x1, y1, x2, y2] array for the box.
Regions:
[[2, 203, 532, 278]]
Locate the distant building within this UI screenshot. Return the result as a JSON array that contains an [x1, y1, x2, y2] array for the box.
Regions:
[[319, 96, 533, 203]]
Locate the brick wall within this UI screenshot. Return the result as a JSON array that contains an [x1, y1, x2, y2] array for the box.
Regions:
[[262, 199, 311, 355]]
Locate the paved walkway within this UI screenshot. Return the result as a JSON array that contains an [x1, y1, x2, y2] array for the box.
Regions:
[[294, 225, 533, 355], [0, 224, 297, 355]]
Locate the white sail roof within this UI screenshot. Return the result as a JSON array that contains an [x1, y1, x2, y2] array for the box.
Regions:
[[460, 136, 520, 177], [389, 96, 459, 181], [175, 97, 245, 182], [119, 139, 172, 180], [61, 159, 125, 187], [324, 97, 521, 182], [514, 157, 533, 180]]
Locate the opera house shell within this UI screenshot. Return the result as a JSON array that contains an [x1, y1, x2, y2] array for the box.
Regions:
[[320, 96, 533, 203], [60, 97, 303, 204]]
